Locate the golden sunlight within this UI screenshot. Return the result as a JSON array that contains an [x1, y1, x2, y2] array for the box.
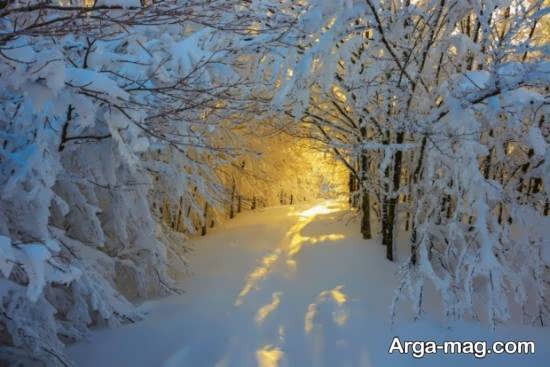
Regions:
[[255, 292, 283, 325], [256, 345, 284, 367], [235, 249, 282, 306], [287, 201, 346, 257]]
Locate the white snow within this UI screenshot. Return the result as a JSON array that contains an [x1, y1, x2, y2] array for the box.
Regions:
[[527, 127, 546, 156], [0, 235, 14, 278], [68, 200, 550, 366], [460, 71, 491, 91], [65, 67, 129, 101], [19, 244, 51, 302]]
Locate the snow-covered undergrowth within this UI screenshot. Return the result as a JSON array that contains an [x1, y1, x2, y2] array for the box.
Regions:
[[0, 1, 294, 365]]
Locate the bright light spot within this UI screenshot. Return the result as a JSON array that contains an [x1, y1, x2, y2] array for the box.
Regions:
[[237, 202, 347, 305], [298, 203, 338, 218], [235, 249, 281, 306], [255, 292, 283, 325], [310, 233, 345, 244], [287, 201, 347, 258], [322, 285, 347, 305], [286, 68, 293, 78], [288, 233, 345, 257], [256, 346, 284, 367]]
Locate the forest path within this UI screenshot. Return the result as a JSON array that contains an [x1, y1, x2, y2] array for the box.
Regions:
[[68, 200, 550, 367]]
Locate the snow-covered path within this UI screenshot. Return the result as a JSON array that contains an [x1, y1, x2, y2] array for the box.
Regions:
[[69, 200, 550, 367]]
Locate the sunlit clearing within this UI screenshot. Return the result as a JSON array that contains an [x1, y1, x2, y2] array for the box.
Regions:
[[256, 346, 284, 367], [234, 200, 347, 306], [288, 233, 345, 257], [286, 201, 346, 257], [255, 292, 282, 325], [309, 233, 345, 244], [297, 203, 339, 218], [235, 249, 281, 306]]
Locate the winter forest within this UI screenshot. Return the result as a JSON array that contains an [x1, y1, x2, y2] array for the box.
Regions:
[[0, 0, 549, 366]]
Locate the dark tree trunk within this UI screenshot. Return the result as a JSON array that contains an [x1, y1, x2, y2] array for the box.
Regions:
[[360, 154, 372, 239], [410, 135, 427, 265], [382, 197, 396, 261], [349, 171, 359, 208], [348, 172, 354, 206], [175, 196, 183, 232], [201, 202, 208, 236], [361, 189, 372, 240], [382, 132, 404, 262], [229, 181, 236, 219], [404, 194, 411, 231]]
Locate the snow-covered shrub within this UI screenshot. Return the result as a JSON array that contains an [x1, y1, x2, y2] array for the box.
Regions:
[[0, 1, 292, 365]]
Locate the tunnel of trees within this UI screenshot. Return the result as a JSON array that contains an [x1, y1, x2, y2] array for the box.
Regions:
[[0, 0, 548, 365]]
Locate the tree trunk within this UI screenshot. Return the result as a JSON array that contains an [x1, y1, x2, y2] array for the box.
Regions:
[[162, 198, 171, 228], [410, 135, 427, 265], [360, 154, 372, 239], [349, 171, 359, 208], [175, 196, 184, 232], [201, 202, 208, 236], [348, 172, 354, 206], [382, 132, 404, 262], [229, 181, 236, 219]]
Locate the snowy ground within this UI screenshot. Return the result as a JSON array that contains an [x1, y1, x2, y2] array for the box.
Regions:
[[68, 200, 550, 367]]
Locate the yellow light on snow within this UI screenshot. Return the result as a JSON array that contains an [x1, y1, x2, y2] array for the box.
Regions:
[[234, 249, 282, 306], [254, 292, 282, 325], [287, 201, 346, 257], [256, 346, 284, 367]]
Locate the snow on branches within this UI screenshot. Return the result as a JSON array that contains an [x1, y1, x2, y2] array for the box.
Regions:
[[260, 0, 549, 328], [0, 1, 297, 365]]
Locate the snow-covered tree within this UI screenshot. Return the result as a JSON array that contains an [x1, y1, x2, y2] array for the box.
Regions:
[[260, 0, 549, 327], [0, 1, 298, 365]]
